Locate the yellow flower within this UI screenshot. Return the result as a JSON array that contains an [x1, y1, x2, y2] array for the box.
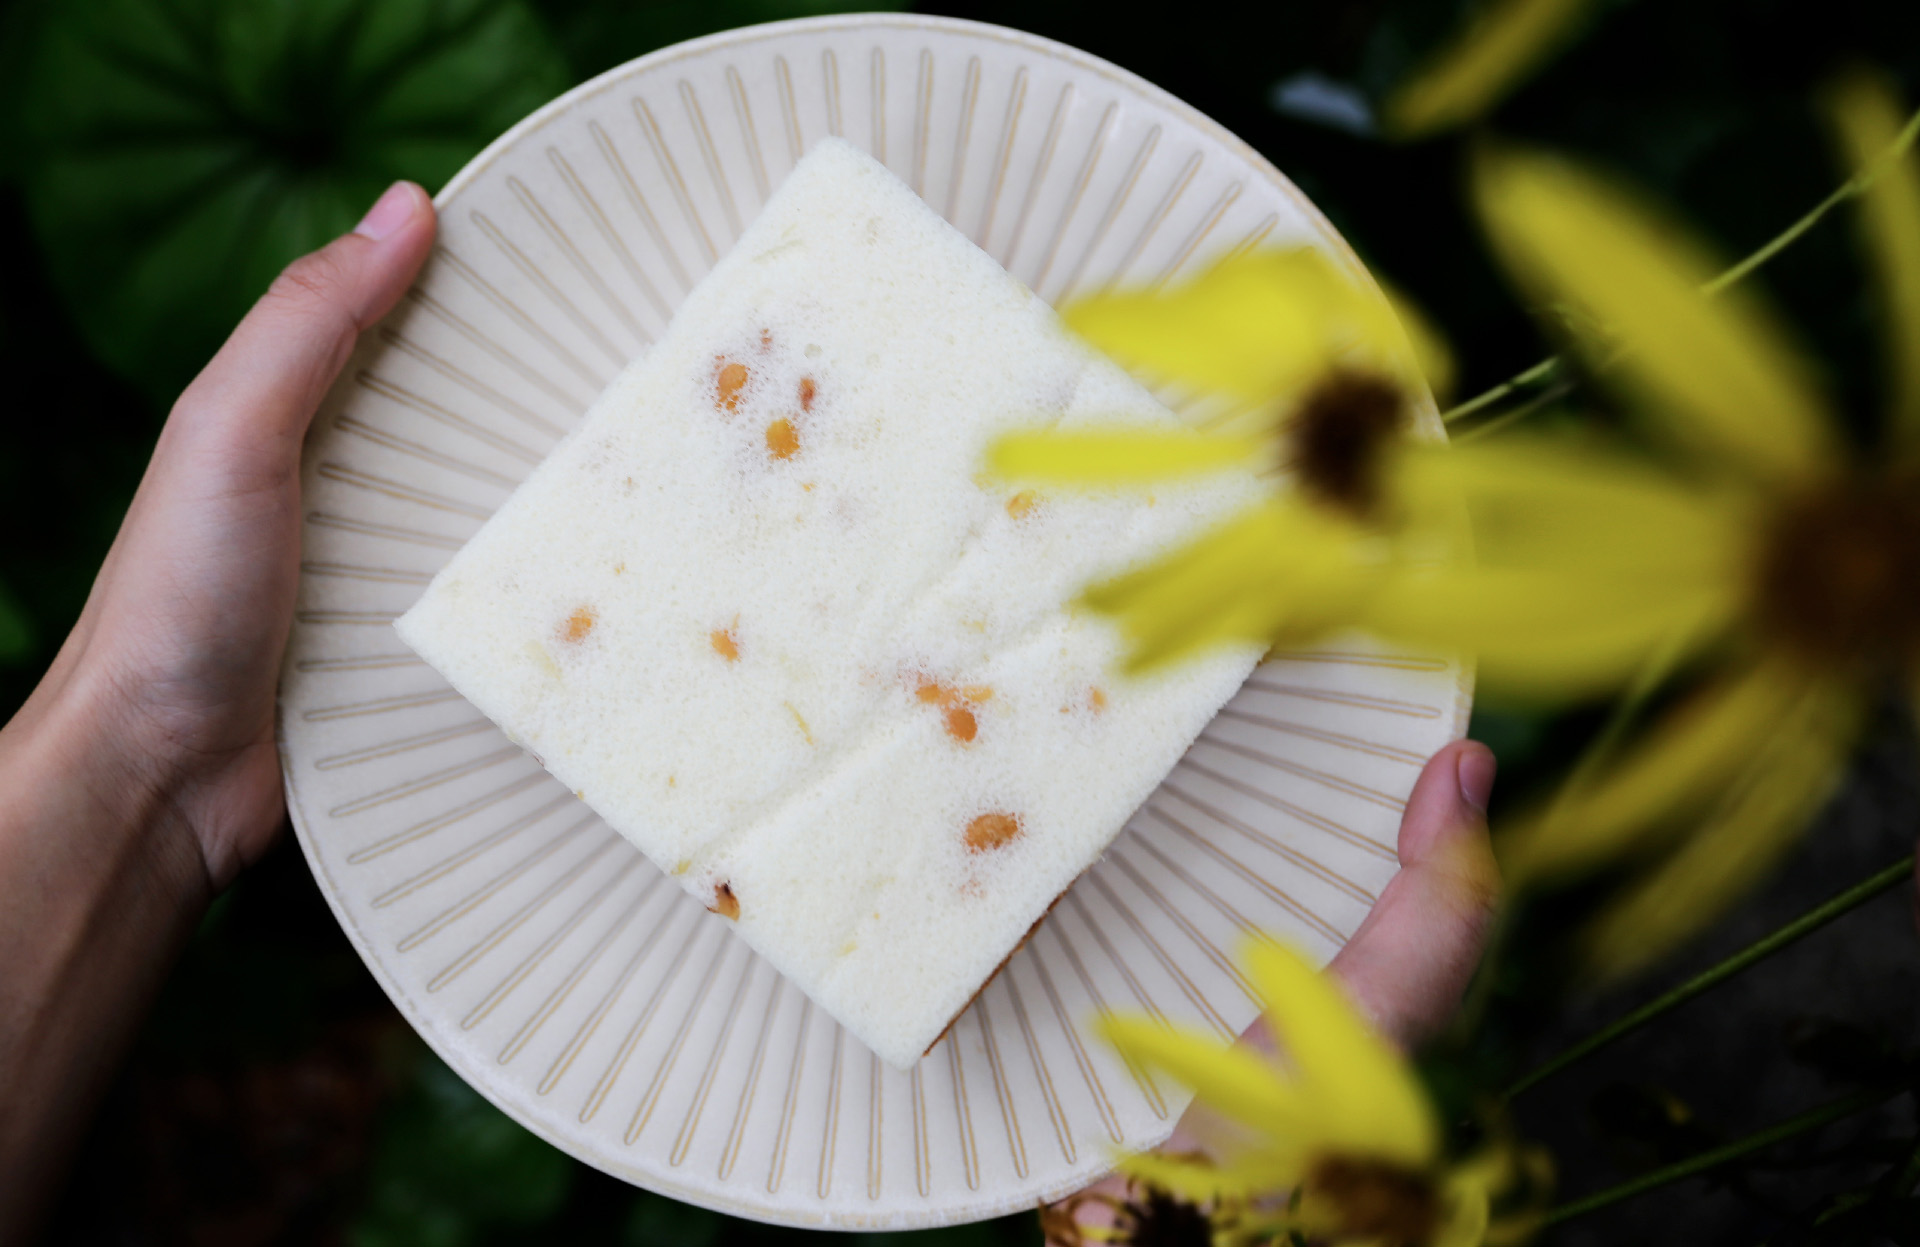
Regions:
[[988, 246, 1451, 673], [1384, 0, 1596, 140], [1096, 940, 1546, 1247], [1376, 79, 1920, 977]]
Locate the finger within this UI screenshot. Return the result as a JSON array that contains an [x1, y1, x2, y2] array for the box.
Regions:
[[167, 181, 437, 485], [1327, 739, 1500, 1047]]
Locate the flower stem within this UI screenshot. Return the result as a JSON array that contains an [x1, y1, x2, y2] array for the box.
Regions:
[[1506, 854, 1914, 1098], [1542, 1085, 1903, 1226], [1440, 103, 1920, 429]]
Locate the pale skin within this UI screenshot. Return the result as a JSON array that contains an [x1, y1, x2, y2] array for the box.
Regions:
[[0, 182, 1501, 1241]]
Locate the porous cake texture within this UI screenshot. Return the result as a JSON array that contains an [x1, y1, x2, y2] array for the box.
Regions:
[[396, 138, 1260, 1068]]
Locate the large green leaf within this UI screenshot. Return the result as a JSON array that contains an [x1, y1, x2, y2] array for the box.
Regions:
[[531, 0, 905, 83], [18, 0, 570, 403]]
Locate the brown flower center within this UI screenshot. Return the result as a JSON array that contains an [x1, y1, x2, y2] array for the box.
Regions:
[[1117, 1189, 1216, 1247], [1755, 472, 1920, 666], [1286, 369, 1408, 516], [1309, 1156, 1440, 1246]]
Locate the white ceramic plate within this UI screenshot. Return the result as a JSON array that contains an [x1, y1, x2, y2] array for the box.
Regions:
[[279, 14, 1470, 1229]]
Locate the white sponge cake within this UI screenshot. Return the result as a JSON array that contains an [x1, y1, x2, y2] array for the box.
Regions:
[[395, 138, 1260, 1068]]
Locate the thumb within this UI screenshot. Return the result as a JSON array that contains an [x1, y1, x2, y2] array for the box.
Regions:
[[1327, 739, 1500, 1047], [167, 181, 437, 485]]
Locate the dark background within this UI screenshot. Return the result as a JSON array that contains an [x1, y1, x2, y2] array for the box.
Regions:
[[5, 0, 1920, 1242]]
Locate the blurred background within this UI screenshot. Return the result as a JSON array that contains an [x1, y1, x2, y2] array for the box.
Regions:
[[4, 1, 1920, 1243]]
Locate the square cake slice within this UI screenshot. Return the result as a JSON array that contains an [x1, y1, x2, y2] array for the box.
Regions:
[[395, 137, 1260, 1068]]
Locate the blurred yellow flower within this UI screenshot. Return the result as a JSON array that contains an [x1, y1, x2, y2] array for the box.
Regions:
[[1093, 940, 1545, 1247], [1384, 0, 1596, 139], [1382, 78, 1920, 977]]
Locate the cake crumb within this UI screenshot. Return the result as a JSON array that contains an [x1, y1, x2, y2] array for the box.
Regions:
[[766, 417, 800, 459], [562, 607, 596, 643], [1089, 687, 1108, 713], [964, 812, 1022, 852], [1006, 490, 1038, 519], [944, 705, 977, 743], [799, 376, 817, 411], [715, 360, 749, 410], [710, 882, 740, 919], [710, 623, 740, 661], [785, 701, 815, 745]]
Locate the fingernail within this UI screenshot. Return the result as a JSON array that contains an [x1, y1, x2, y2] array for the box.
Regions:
[[355, 182, 417, 241], [1456, 743, 1496, 814]]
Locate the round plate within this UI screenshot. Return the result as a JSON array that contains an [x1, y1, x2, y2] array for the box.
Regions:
[[279, 14, 1470, 1230]]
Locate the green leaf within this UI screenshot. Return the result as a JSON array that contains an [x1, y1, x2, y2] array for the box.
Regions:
[[0, 574, 33, 665], [531, 0, 906, 83], [18, 0, 570, 403], [353, 1053, 572, 1247]]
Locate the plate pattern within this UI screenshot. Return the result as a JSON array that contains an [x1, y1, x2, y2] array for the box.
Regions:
[[279, 14, 1470, 1228]]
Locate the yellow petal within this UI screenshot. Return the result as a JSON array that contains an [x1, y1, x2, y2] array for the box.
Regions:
[[1825, 70, 1920, 447], [1096, 1014, 1317, 1139], [1063, 249, 1415, 404], [1384, 0, 1593, 139], [1433, 1167, 1493, 1247], [1502, 660, 1809, 883], [1473, 147, 1836, 486], [1242, 940, 1439, 1167], [1582, 679, 1861, 981], [986, 428, 1264, 484]]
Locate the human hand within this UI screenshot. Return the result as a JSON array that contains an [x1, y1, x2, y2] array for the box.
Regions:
[[18, 181, 437, 888], [0, 183, 436, 1239], [1041, 738, 1499, 1242]]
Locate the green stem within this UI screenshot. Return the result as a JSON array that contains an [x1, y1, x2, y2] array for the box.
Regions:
[[1506, 855, 1914, 1098], [1439, 103, 1920, 429], [1543, 1086, 1902, 1226]]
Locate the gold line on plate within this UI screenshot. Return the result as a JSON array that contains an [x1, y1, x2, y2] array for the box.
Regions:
[[669, 949, 759, 1166], [973, 65, 1026, 247], [373, 791, 577, 908], [463, 852, 641, 1029], [316, 717, 493, 771], [766, 996, 814, 1193], [295, 652, 424, 674], [431, 247, 608, 389], [972, 995, 1030, 1179], [678, 80, 742, 241], [1046, 921, 1166, 1119], [910, 48, 932, 195], [1214, 704, 1427, 765], [1151, 179, 1242, 289], [334, 412, 522, 490], [1109, 849, 1261, 1009], [1222, 211, 1281, 263], [354, 364, 539, 466], [727, 65, 771, 204], [304, 511, 462, 552], [774, 55, 803, 166], [1000, 82, 1072, 271], [375, 325, 568, 440], [1140, 800, 1349, 946], [1085, 873, 1232, 1040], [400, 285, 592, 413], [345, 771, 549, 863], [1053, 123, 1158, 301], [625, 931, 732, 1144], [579, 907, 710, 1122], [1030, 99, 1117, 295], [910, 1062, 930, 1197], [822, 48, 843, 139], [426, 832, 620, 993], [328, 745, 522, 818], [1027, 943, 1123, 1142], [303, 687, 461, 722], [1128, 831, 1262, 949], [633, 96, 720, 265], [815, 1023, 846, 1197], [398, 814, 597, 953], [1196, 734, 1408, 811], [1104, 148, 1200, 288], [591, 119, 694, 297], [945, 1033, 981, 1191], [865, 1051, 884, 1200], [1172, 759, 1396, 864], [299, 561, 432, 587], [470, 211, 627, 371], [1002, 971, 1074, 1164], [547, 146, 673, 323], [499, 875, 660, 1065], [868, 47, 886, 163], [718, 970, 784, 1180], [525, 878, 674, 1084], [943, 55, 982, 222], [316, 461, 492, 521]]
